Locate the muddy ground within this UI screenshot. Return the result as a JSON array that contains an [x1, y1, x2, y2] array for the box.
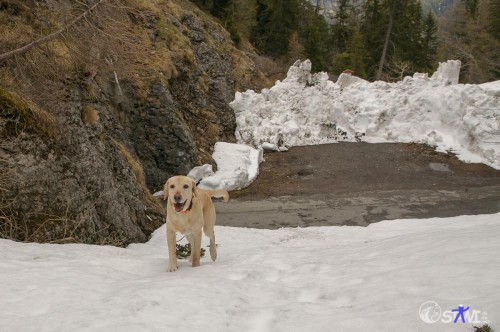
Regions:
[[215, 143, 500, 228]]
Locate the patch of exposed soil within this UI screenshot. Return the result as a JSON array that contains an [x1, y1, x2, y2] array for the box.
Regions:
[[231, 143, 500, 200]]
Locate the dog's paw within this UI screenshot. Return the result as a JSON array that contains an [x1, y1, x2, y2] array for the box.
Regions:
[[167, 264, 178, 272], [210, 247, 217, 262]]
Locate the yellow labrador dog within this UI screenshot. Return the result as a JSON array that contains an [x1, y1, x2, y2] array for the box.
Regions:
[[164, 175, 229, 272]]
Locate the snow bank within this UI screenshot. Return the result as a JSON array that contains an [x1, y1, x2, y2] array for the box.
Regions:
[[187, 164, 215, 183], [1, 213, 498, 331], [196, 142, 263, 191], [480, 80, 500, 92], [430, 60, 461, 85], [231, 60, 500, 169], [153, 143, 261, 194]]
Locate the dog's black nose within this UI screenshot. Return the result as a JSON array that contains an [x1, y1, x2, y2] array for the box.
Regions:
[[174, 194, 182, 202]]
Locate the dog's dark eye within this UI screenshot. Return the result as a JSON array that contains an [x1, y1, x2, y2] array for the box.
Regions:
[[170, 184, 175, 189], [183, 184, 189, 189]]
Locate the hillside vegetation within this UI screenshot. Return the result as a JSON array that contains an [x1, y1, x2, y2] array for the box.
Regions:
[[195, 0, 499, 82], [0, 0, 268, 245]]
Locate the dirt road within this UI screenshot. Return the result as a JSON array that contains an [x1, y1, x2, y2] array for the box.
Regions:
[[215, 143, 500, 228]]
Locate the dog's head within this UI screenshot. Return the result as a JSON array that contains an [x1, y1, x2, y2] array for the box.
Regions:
[[164, 176, 196, 213]]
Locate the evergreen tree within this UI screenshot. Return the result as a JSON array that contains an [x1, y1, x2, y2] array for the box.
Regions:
[[211, 0, 232, 18], [463, 0, 480, 18], [488, 0, 500, 40], [393, 0, 424, 65], [191, 0, 213, 11], [331, 0, 352, 53], [251, 0, 271, 50], [288, 31, 305, 63], [229, 0, 257, 40], [331, 24, 368, 77], [361, 0, 385, 79], [376, 0, 396, 80], [191, 0, 243, 45], [362, 0, 429, 80], [298, 0, 331, 71], [346, 24, 368, 77], [251, 0, 299, 57], [420, 11, 438, 71]]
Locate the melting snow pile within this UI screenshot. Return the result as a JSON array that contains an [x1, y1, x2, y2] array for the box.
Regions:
[[189, 142, 263, 191], [231, 60, 500, 169]]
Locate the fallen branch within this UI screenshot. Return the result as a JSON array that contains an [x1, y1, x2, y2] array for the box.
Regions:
[[0, 0, 106, 62]]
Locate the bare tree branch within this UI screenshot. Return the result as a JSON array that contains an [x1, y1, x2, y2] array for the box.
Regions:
[[0, 0, 106, 62]]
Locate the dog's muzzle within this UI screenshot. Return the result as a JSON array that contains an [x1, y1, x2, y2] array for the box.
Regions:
[[173, 201, 185, 212]]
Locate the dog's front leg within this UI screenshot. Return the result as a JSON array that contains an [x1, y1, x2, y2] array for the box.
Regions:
[[167, 228, 178, 272], [186, 234, 195, 263], [191, 229, 202, 267]]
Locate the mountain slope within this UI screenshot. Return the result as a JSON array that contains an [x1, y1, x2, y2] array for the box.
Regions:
[[0, 0, 267, 245]]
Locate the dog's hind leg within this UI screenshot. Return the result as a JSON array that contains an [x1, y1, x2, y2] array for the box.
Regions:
[[191, 228, 202, 267], [203, 206, 217, 262]]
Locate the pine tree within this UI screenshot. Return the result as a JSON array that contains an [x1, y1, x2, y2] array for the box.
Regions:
[[346, 24, 368, 78], [384, 0, 425, 73], [191, 0, 215, 12], [191, 0, 247, 45], [298, 0, 331, 71], [229, 0, 257, 40], [361, 0, 385, 79], [463, 0, 480, 18], [211, 0, 232, 18], [488, 0, 500, 40], [362, 0, 428, 80], [376, 0, 396, 80], [251, 0, 299, 57], [331, 0, 352, 53], [420, 11, 438, 72]]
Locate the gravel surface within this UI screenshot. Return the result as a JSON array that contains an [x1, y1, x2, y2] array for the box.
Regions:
[[216, 143, 500, 228]]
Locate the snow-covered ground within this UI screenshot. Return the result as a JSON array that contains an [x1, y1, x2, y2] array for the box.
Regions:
[[231, 60, 500, 170], [1, 213, 498, 331]]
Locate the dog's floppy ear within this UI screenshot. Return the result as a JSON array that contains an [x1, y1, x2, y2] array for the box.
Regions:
[[191, 178, 196, 197], [163, 179, 170, 201]]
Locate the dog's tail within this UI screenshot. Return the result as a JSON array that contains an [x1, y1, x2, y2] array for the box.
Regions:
[[204, 189, 229, 202]]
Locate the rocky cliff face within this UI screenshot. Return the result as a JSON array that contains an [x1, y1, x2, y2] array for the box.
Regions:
[[0, 0, 267, 245]]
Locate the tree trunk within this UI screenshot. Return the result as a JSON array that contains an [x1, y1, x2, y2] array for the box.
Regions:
[[376, 0, 396, 81]]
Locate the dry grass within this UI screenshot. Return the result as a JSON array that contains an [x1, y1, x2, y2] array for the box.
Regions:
[[0, 201, 129, 247], [0, 0, 152, 106], [156, 12, 196, 65], [123, 0, 167, 14], [112, 138, 146, 186], [0, 88, 58, 137], [111, 138, 164, 213], [81, 105, 99, 125], [46, 40, 75, 72], [198, 72, 209, 92]]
